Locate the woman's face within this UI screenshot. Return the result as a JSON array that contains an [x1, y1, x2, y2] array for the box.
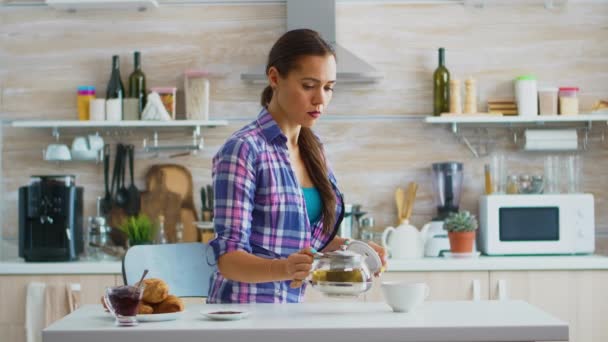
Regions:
[[269, 54, 337, 128]]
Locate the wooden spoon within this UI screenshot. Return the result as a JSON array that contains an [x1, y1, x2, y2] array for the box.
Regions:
[[395, 187, 405, 225], [404, 182, 418, 222]]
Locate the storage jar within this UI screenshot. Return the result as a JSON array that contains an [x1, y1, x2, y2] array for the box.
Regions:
[[559, 87, 579, 115], [515, 75, 538, 117], [184, 70, 210, 120], [77, 86, 96, 121]]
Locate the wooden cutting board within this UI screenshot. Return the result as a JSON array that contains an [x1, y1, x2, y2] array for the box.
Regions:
[[146, 164, 198, 214], [144, 165, 199, 242], [140, 170, 182, 242]]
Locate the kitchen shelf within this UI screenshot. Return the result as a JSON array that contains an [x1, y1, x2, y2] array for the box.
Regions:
[[45, 0, 159, 12], [10, 119, 229, 158], [425, 113, 608, 126], [11, 119, 227, 129], [425, 113, 608, 157]]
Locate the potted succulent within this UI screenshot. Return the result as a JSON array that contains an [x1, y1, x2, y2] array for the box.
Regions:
[[120, 214, 154, 247], [443, 211, 478, 253]]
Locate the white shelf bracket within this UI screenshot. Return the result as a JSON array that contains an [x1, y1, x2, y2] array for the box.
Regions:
[[449, 123, 481, 158]]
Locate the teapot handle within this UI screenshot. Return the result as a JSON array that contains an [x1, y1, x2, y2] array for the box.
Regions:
[[381, 226, 395, 253]]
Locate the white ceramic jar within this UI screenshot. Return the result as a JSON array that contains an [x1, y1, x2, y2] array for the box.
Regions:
[[515, 75, 538, 117]]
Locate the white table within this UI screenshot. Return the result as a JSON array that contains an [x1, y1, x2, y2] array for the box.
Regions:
[[43, 301, 568, 342]]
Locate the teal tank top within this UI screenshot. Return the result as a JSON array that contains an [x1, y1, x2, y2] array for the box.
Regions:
[[302, 187, 322, 224]]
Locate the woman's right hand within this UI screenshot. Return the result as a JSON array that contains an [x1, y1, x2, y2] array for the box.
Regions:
[[286, 248, 314, 288]]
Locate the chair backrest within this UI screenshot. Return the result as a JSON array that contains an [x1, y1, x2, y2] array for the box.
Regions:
[[122, 242, 216, 297]]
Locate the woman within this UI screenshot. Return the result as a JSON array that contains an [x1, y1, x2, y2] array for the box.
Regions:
[[208, 29, 386, 303]]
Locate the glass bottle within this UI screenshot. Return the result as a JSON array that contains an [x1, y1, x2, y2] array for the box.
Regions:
[[128, 51, 147, 117], [106, 55, 125, 120], [433, 47, 450, 116], [506, 174, 519, 194]]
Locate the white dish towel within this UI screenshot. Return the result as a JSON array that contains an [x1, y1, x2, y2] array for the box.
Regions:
[[25, 282, 46, 342]]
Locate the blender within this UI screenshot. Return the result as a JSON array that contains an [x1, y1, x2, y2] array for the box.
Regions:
[[423, 162, 464, 257]]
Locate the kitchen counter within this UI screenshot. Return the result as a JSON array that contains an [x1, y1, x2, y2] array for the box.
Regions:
[[2, 255, 608, 275], [386, 254, 608, 271], [0, 258, 122, 274], [43, 301, 568, 342]]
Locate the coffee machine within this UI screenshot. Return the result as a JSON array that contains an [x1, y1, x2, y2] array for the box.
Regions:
[[19, 175, 84, 262], [424, 162, 463, 257]]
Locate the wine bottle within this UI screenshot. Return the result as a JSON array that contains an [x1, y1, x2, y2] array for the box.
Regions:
[[106, 55, 125, 120], [433, 47, 450, 116], [128, 51, 147, 117]]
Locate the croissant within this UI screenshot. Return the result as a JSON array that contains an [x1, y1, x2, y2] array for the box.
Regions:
[[138, 303, 154, 314], [137, 278, 169, 304], [154, 295, 184, 313]]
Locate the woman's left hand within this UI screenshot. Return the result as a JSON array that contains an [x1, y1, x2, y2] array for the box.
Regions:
[[366, 241, 387, 275]]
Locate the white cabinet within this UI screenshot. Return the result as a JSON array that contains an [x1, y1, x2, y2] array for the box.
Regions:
[[365, 271, 489, 302], [0, 274, 120, 342], [360, 269, 608, 342], [490, 270, 608, 342]]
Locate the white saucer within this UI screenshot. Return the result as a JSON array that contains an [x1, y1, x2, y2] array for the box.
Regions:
[[443, 251, 481, 259], [137, 311, 184, 322], [201, 309, 249, 321]]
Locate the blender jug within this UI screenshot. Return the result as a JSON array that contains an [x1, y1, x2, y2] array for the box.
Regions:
[[431, 162, 463, 220]]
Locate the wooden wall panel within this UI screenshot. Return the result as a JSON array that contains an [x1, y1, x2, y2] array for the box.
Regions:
[[1, 1, 607, 253]]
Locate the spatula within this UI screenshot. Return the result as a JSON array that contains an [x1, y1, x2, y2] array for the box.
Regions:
[[100, 144, 112, 216], [115, 144, 130, 209], [126, 145, 140, 216]]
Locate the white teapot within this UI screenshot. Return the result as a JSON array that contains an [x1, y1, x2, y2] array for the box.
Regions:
[[381, 220, 429, 259]]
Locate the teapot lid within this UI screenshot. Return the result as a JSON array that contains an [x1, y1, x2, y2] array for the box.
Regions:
[[345, 240, 383, 274], [323, 249, 362, 261]]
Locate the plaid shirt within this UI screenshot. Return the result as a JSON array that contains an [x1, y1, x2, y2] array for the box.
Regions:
[[207, 108, 344, 303]]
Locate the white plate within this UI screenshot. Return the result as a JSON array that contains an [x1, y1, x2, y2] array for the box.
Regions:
[[137, 311, 184, 322], [201, 310, 249, 321], [443, 251, 481, 259]]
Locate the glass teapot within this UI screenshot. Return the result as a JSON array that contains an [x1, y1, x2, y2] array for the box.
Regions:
[[309, 240, 383, 297]]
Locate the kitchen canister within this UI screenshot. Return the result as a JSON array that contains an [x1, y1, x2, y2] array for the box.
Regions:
[[184, 70, 210, 120], [89, 99, 106, 121], [558, 87, 580, 115], [515, 75, 538, 117], [106, 98, 122, 121], [538, 87, 559, 115], [77, 86, 95, 121]]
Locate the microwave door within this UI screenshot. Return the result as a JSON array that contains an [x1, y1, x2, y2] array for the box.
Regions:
[[499, 207, 560, 242]]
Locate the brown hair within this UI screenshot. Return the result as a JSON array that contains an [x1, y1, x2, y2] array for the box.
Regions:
[[261, 29, 337, 235]]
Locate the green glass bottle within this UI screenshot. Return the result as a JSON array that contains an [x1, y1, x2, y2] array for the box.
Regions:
[[433, 48, 450, 116], [128, 51, 147, 117]]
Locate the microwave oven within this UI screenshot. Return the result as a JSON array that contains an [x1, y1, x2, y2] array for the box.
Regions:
[[479, 194, 594, 255]]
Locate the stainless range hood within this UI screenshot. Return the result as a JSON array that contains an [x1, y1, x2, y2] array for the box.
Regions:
[[241, 0, 383, 83]]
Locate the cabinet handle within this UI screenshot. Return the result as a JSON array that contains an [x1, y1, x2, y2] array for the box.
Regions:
[[497, 279, 508, 300], [471, 279, 481, 301]]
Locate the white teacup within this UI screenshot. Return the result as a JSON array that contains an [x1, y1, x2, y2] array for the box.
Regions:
[[87, 134, 104, 151], [381, 281, 430, 313], [44, 144, 71, 161]]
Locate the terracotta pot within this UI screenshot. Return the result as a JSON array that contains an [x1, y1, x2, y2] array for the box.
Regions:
[[448, 231, 476, 253]]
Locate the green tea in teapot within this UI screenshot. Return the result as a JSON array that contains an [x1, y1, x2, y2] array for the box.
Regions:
[[312, 269, 365, 283]]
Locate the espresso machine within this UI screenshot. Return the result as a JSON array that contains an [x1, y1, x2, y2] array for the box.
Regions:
[[19, 175, 84, 262], [424, 162, 464, 257]]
